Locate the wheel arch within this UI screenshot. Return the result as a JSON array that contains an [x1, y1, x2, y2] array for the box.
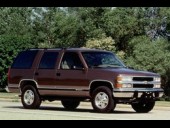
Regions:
[[19, 79, 38, 91], [89, 80, 114, 96]]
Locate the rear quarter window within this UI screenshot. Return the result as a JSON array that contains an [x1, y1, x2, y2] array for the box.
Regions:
[[39, 52, 58, 69], [11, 50, 38, 69]]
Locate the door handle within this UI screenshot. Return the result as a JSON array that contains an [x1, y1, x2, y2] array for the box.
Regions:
[[35, 72, 39, 76], [56, 73, 61, 76]]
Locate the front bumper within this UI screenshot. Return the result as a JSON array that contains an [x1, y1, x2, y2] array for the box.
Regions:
[[113, 88, 164, 98]]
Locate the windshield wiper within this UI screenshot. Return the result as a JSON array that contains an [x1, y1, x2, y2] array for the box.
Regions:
[[90, 66, 104, 69]]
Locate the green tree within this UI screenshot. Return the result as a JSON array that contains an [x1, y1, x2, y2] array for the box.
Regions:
[[32, 7, 84, 48], [0, 7, 33, 36], [103, 8, 144, 51], [85, 34, 116, 52], [125, 36, 170, 88], [67, 7, 111, 43], [0, 35, 35, 88], [85, 34, 125, 59], [0, 7, 35, 88]]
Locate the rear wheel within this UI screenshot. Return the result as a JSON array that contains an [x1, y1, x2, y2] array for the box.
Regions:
[[61, 99, 80, 110], [131, 101, 155, 113], [91, 86, 115, 113], [21, 85, 41, 109]]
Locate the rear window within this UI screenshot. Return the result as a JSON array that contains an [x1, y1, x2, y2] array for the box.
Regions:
[[11, 50, 38, 69], [39, 52, 58, 69]]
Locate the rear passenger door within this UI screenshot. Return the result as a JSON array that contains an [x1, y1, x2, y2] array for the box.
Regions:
[[34, 51, 59, 90]]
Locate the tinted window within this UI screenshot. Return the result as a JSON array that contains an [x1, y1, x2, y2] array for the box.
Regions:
[[12, 50, 38, 69], [60, 52, 83, 70], [39, 52, 58, 69]]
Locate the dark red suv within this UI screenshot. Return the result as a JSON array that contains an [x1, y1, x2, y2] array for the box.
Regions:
[[8, 48, 163, 113]]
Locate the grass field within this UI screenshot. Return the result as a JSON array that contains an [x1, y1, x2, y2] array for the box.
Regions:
[[0, 92, 19, 99], [156, 101, 170, 107]]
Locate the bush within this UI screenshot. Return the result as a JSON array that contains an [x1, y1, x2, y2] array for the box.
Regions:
[[85, 35, 126, 60], [85, 34, 116, 52], [0, 35, 35, 88], [0, 88, 7, 92], [159, 95, 170, 102]]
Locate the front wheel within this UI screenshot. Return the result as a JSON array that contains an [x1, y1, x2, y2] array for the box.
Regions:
[[131, 101, 155, 113], [91, 86, 115, 113], [21, 85, 41, 109]]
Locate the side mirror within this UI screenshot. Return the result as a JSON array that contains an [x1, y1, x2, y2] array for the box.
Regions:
[[127, 66, 134, 69], [71, 66, 88, 72], [83, 67, 88, 72]]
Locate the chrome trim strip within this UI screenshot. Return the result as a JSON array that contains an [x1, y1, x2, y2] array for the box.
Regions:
[[76, 89, 89, 91], [38, 88, 75, 91], [38, 87, 89, 91], [118, 75, 159, 78], [19, 80, 89, 91], [8, 84, 18, 87], [118, 81, 161, 84], [8, 86, 18, 89], [114, 88, 164, 92]]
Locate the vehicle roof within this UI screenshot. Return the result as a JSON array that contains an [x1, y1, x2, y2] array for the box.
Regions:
[[28, 48, 111, 52]]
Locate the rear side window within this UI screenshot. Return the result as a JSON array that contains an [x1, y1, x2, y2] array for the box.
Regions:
[[39, 52, 58, 69], [11, 50, 38, 69]]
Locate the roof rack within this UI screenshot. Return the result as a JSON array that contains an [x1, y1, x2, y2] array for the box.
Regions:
[[27, 47, 97, 51], [28, 48, 66, 50]]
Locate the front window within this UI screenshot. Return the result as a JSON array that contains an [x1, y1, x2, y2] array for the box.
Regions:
[[60, 52, 84, 70], [82, 52, 125, 68]]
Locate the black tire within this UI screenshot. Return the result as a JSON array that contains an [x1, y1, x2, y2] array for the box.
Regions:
[[21, 85, 41, 109], [91, 86, 115, 113], [61, 99, 80, 110], [131, 101, 155, 113]]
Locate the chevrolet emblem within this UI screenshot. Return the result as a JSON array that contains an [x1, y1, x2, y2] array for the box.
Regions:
[[144, 81, 148, 84]]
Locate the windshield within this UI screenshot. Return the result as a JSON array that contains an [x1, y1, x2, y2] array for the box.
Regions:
[[82, 52, 125, 68]]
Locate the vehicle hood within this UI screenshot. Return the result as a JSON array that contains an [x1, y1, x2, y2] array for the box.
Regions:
[[102, 67, 159, 77]]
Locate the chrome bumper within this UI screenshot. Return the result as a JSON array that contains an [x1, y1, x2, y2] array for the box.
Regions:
[[113, 88, 164, 98]]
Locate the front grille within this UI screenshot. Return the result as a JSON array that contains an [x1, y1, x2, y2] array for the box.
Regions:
[[133, 77, 153, 81], [133, 84, 154, 88]]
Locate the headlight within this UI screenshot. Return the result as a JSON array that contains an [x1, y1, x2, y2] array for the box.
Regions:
[[154, 84, 161, 88], [116, 75, 133, 88], [154, 77, 161, 88], [122, 84, 133, 88], [154, 77, 161, 82], [117, 76, 132, 82]]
